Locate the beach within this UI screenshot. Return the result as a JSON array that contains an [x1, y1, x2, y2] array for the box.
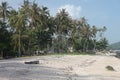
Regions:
[[0, 55, 120, 80]]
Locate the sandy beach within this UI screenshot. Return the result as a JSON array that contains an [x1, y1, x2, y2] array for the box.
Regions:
[[0, 55, 120, 80]]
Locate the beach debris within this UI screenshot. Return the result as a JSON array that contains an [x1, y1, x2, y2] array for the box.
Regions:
[[25, 60, 39, 64], [106, 65, 115, 71]]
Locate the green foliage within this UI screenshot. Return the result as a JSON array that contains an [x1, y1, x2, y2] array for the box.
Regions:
[[96, 38, 108, 50], [73, 37, 84, 51], [35, 31, 52, 50], [0, 0, 108, 58], [0, 21, 12, 58], [0, 27, 11, 50]]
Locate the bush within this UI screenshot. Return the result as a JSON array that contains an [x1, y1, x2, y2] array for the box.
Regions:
[[4, 51, 18, 59]]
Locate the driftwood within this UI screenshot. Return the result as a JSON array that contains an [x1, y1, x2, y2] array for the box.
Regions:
[[25, 60, 39, 64]]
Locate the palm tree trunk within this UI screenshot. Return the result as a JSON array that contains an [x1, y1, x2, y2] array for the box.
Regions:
[[83, 38, 86, 52], [1, 51, 3, 58], [86, 42, 88, 52], [57, 35, 60, 53], [18, 30, 21, 57], [86, 39, 89, 52], [93, 39, 96, 52]]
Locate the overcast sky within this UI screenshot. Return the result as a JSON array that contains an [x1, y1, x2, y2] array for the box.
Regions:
[[0, 0, 120, 44]]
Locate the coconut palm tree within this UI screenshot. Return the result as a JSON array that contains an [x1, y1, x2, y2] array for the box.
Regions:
[[79, 17, 92, 52], [29, 2, 40, 29], [36, 6, 52, 51], [0, 1, 11, 26], [9, 9, 27, 56], [0, 2, 12, 57], [21, 0, 31, 13], [91, 25, 98, 52], [39, 6, 50, 30], [55, 9, 72, 53]]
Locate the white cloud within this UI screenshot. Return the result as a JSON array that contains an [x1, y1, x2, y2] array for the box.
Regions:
[[58, 4, 82, 19]]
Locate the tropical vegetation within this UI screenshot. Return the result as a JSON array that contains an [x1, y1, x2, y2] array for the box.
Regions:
[[0, 0, 108, 58]]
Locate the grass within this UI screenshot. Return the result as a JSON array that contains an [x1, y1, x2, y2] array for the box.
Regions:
[[20, 52, 96, 57], [0, 52, 95, 60], [46, 52, 95, 56], [16, 52, 95, 58]]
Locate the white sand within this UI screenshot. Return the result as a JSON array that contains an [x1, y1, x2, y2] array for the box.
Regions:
[[0, 55, 120, 80], [40, 55, 120, 77]]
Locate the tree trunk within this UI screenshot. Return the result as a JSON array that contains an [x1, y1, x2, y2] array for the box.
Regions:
[[18, 30, 21, 57], [57, 35, 60, 53], [83, 39, 87, 52], [93, 39, 96, 52], [1, 51, 3, 58]]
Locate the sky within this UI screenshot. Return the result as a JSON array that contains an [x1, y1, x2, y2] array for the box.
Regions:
[[0, 0, 120, 44]]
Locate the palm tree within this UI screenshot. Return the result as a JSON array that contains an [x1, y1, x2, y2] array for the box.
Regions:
[[99, 26, 107, 39], [19, 0, 35, 55], [29, 2, 40, 29], [20, 1, 52, 54], [39, 6, 50, 30], [91, 26, 98, 52], [0, 1, 11, 25], [79, 17, 92, 52], [0, 2, 11, 57], [36, 6, 51, 51], [55, 9, 72, 53], [70, 19, 85, 52], [55, 9, 71, 35], [21, 0, 31, 13], [9, 9, 27, 56]]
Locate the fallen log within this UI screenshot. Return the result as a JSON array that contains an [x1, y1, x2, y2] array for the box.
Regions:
[[25, 60, 39, 64]]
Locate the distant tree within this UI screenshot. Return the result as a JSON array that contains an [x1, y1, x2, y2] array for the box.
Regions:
[[96, 38, 108, 50]]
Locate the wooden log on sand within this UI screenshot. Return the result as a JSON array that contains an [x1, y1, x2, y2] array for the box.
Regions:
[[25, 60, 39, 64]]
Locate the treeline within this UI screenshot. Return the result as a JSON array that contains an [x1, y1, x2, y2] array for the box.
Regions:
[[0, 0, 108, 58]]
